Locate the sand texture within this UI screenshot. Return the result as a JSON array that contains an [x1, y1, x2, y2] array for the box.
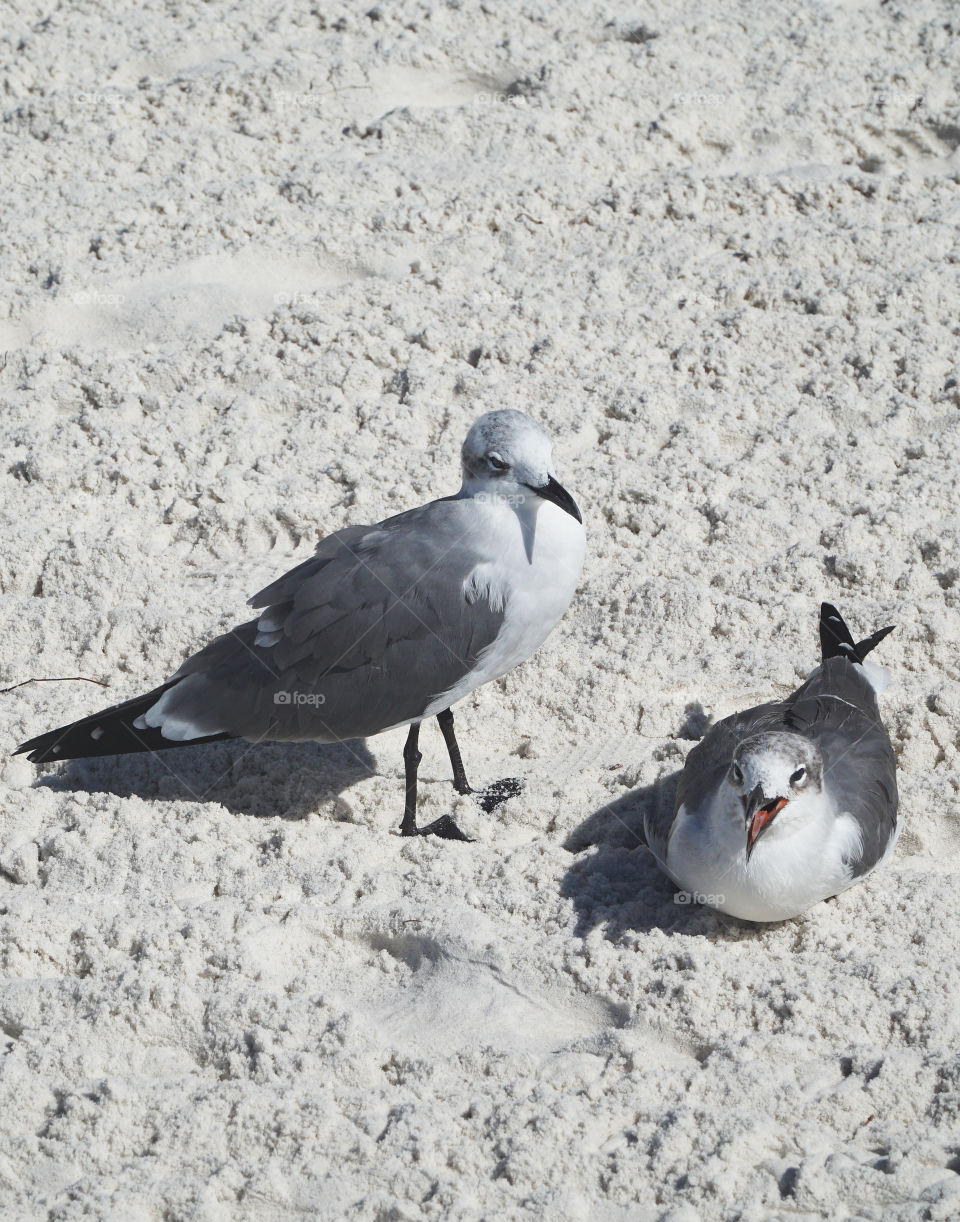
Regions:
[[2, 1, 960, 1218]]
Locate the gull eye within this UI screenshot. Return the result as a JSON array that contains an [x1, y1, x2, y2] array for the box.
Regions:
[[730, 763, 743, 786], [487, 453, 509, 472], [790, 766, 806, 786]]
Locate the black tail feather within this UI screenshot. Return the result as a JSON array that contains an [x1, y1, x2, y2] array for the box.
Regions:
[[13, 680, 233, 764], [819, 602, 895, 665]]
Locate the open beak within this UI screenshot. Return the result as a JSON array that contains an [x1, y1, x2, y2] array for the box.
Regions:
[[744, 785, 788, 857], [526, 476, 582, 523]]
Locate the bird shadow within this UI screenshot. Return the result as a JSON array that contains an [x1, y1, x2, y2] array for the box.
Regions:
[[561, 746, 757, 942], [34, 737, 378, 821]]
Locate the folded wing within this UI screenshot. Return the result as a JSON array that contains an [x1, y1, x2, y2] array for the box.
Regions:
[[138, 499, 507, 744], [783, 658, 898, 875]]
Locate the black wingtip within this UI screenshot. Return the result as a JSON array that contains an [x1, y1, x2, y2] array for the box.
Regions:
[[819, 602, 895, 664], [14, 724, 90, 764], [12, 680, 234, 764], [13, 729, 60, 763], [819, 602, 856, 662], [857, 622, 897, 658]]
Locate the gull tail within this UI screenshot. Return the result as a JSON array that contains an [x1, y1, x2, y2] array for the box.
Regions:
[[819, 602, 895, 694], [13, 681, 232, 764]]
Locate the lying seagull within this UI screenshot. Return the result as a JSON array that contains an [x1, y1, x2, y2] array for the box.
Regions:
[[646, 603, 898, 921], [16, 409, 585, 841]]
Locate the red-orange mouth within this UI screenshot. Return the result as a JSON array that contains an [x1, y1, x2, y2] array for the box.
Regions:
[[747, 797, 788, 853]]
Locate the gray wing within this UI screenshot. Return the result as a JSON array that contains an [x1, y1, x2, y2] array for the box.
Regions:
[[140, 499, 506, 743], [641, 770, 685, 869], [783, 659, 898, 876]]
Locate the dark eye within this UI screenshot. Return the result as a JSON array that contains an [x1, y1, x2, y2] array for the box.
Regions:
[[790, 766, 806, 785], [730, 763, 743, 785], [487, 454, 509, 472]]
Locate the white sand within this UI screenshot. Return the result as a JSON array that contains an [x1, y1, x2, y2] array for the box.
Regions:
[[2, 1, 960, 1218]]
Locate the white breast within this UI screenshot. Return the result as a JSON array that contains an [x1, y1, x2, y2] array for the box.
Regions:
[[666, 788, 863, 923], [421, 497, 585, 718]]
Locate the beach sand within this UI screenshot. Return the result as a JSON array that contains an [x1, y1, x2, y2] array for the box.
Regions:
[[1, 1, 959, 1217]]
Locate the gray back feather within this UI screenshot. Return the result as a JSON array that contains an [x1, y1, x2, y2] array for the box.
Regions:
[[152, 499, 506, 743]]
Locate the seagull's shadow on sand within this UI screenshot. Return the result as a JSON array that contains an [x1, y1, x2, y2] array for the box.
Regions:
[[561, 765, 753, 940], [35, 737, 378, 821]]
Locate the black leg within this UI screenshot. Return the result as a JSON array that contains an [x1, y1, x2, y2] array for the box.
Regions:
[[436, 707, 473, 794], [437, 706, 524, 814], [398, 720, 472, 841], [399, 722, 422, 837]]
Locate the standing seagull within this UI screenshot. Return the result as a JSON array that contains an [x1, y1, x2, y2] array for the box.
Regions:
[[15, 410, 585, 841], [646, 603, 898, 921]]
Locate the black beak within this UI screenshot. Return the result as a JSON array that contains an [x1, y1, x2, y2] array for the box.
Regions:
[[526, 476, 582, 523], [744, 784, 788, 858], [744, 784, 766, 825]]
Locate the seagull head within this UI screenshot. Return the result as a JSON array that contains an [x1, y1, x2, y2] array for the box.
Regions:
[[727, 732, 824, 857], [461, 409, 582, 523]]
